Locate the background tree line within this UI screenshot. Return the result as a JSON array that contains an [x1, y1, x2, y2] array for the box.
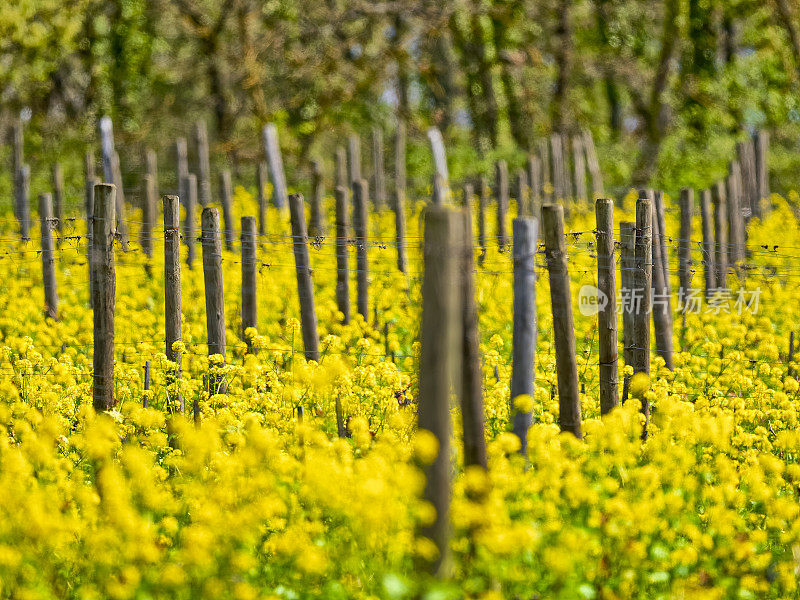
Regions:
[[2, 0, 800, 199]]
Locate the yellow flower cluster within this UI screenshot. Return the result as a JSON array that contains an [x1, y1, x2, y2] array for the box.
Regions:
[[0, 186, 799, 598]]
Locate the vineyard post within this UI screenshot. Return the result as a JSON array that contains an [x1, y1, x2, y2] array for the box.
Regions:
[[619, 221, 636, 404], [110, 152, 129, 248], [462, 182, 474, 209], [653, 191, 670, 294], [92, 183, 116, 412], [39, 193, 58, 320], [52, 163, 64, 235], [572, 135, 587, 202], [537, 138, 552, 202], [515, 168, 529, 217], [348, 134, 362, 187], [726, 161, 745, 267], [477, 176, 488, 262], [335, 186, 351, 324], [183, 174, 197, 269], [418, 206, 461, 578], [527, 154, 542, 213], [335, 146, 347, 190], [143, 360, 151, 408], [700, 189, 715, 298], [678, 188, 694, 302], [145, 148, 158, 198], [633, 193, 652, 432], [241, 216, 258, 353], [755, 130, 769, 213], [85, 153, 96, 307], [262, 124, 288, 209], [542, 204, 582, 438], [310, 159, 325, 237], [395, 121, 406, 210], [511, 216, 539, 451], [163, 194, 183, 411], [257, 161, 269, 236], [738, 139, 757, 220], [495, 159, 509, 250], [175, 138, 189, 194], [395, 185, 408, 274], [595, 199, 618, 414], [19, 164, 30, 241], [712, 181, 728, 290], [353, 179, 370, 320], [650, 193, 674, 371], [194, 120, 212, 207], [372, 127, 386, 211], [142, 174, 156, 259], [201, 207, 227, 396], [583, 130, 604, 197], [460, 207, 487, 469], [288, 193, 321, 362], [220, 170, 235, 252], [549, 135, 563, 200]]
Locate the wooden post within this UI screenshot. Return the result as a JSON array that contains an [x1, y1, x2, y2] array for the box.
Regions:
[[201, 207, 227, 393], [353, 179, 370, 320], [262, 124, 288, 209], [542, 205, 581, 438], [428, 127, 450, 199], [145, 148, 158, 197], [583, 130, 604, 197], [395, 122, 406, 210], [257, 161, 269, 236], [459, 208, 487, 469], [348, 134, 362, 186], [220, 170, 235, 252], [335, 146, 347, 190], [572, 135, 587, 202], [678, 188, 693, 299], [335, 186, 351, 324], [515, 168, 530, 216], [194, 120, 212, 207], [39, 193, 58, 320], [395, 185, 408, 274], [650, 193, 674, 371], [700, 189, 715, 299], [111, 152, 129, 248], [52, 163, 64, 235], [595, 199, 618, 414], [141, 174, 156, 259], [511, 216, 538, 451], [633, 193, 652, 431], [288, 193, 321, 362], [92, 183, 116, 412], [738, 138, 757, 220], [755, 130, 769, 212], [85, 153, 96, 307], [619, 221, 636, 404], [549, 135, 564, 200], [653, 191, 670, 295], [477, 176, 488, 263], [241, 216, 258, 352], [18, 164, 30, 241], [527, 154, 542, 215], [418, 206, 461, 578], [183, 174, 197, 268], [143, 360, 151, 408], [726, 161, 745, 267], [711, 181, 728, 289], [163, 195, 183, 411], [310, 159, 325, 237], [538, 138, 551, 202], [175, 138, 189, 194], [560, 133, 574, 200], [495, 160, 509, 250], [372, 127, 386, 211]]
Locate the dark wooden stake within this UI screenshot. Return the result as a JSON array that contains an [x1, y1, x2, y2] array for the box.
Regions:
[[310, 159, 325, 237], [495, 160, 509, 250], [52, 163, 64, 235], [163, 194, 183, 411], [595, 199, 618, 414], [650, 193, 674, 371], [712, 181, 728, 289], [619, 221, 636, 404], [183, 174, 197, 269], [142, 174, 156, 259], [92, 183, 116, 411], [335, 186, 351, 324], [372, 127, 386, 211], [143, 360, 151, 408], [219, 170, 235, 252], [700, 189, 715, 298], [288, 193, 321, 362], [257, 161, 269, 236], [194, 120, 212, 206], [633, 193, 652, 433], [201, 207, 227, 393], [353, 179, 370, 320], [39, 193, 58, 320], [241, 216, 258, 352]]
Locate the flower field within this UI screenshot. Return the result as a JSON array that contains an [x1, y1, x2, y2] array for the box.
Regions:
[[1, 185, 800, 599]]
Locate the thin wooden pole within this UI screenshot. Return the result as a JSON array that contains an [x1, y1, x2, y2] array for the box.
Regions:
[[619, 221, 636, 404], [19, 164, 30, 241], [372, 127, 386, 211], [653, 191, 670, 295], [712, 181, 728, 289], [110, 151, 129, 248], [92, 183, 116, 412], [678, 188, 694, 298], [477, 176, 488, 262], [583, 130, 604, 197], [595, 199, 618, 414], [335, 186, 351, 324], [85, 153, 96, 308], [201, 207, 227, 393], [511, 216, 539, 451], [142, 174, 156, 259], [39, 193, 58, 320], [241, 216, 258, 352], [194, 120, 212, 207], [542, 204, 582, 438], [418, 206, 461, 578], [145, 148, 158, 198], [633, 193, 652, 433], [515, 168, 530, 217], [755, 130, 769, 214], [143, 360, 151, 408], [183, 174, 197, 269], [310, 159, 325, 237], [257, 161, 268, 236], [726, 161, 745, 267], [335, 146, 347, 191], [495, 160, 509, 250], [395, 185, 408, 274], [527, 154, 542, 215], [572, 135, 587, 202], [52, 163, 64, 235], [700, 189, 715, 298], [459, 208, 487, 469], [262, 124, 288, 209], [288, 193, 321, 362], [650, 194, 674, 371], [175, 138, 189, 193], [220, 170, 235, 252], [550, 135, 565, 200], [348, 134, 362, 186], [395, 122, 406, 210], [353, 179, 370, 320], [163, 194, 183, 411], [537, 138, 552, 202]]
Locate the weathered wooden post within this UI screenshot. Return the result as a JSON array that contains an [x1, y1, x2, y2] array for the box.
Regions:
[[310, 159, 325, 237], [92, 183, 116, 412], [141, 174, 157, 259], [595, 199, 618, 414], [52, 163, 64, 235], [288, 193, 321, 362], [653, 191, 670, 294], [459, 208, 487, 469], [183, 174, 197, 269], [110, 152, 130, 248], [335, 146, 348, 191], [755, 130, 769, 212], [39, 193, 58, 320], [353, 179, 370, 320], [220, 170, 235, 252], [241, 216, 258, 352], [85, 153, 96, 307], [428, 127, 450, 202], [711, 181, 728, 289], [163, 195, 183, 411], [348, 134, 362, 187], [633, 193, 652, 434], [257, 161, 269, 236], [537, 138, 552, 202], [511, 216, 539, 452], [572, 135, 587, 202], [550, 134, 565, 200], [175, 138, 189, 195], [418, 205, 461, 578], [726, 162, 745, 267], [395, 185, 408, 274], [542, 204, 582, 438], [477, 176, 488, 262], [650, 193, 674, 371], [335, 186, 351, 324], [194, 120, 212, 207], [619, 221, 636, 404], [201, 207, 227, 393], [262, 123, 288, 209], [18, 164, 30, 241], [678, 188, 693, 299], [495, 160, 509, 250], [395, 121, 406, 210], [699, 189, 715, 298], [372, 127, 386, 211], [583, 130, 604, 198], [145, 148, 158, 198], [527, 154, 542, 214], [515, 168, 530, 216]]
